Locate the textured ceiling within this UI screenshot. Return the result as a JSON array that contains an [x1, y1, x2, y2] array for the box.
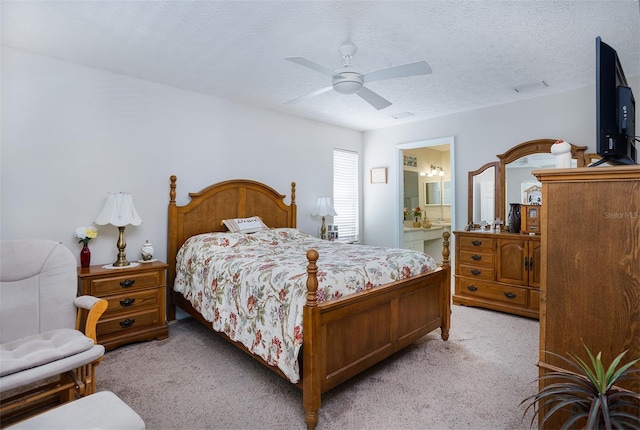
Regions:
[[2, 1, 639, 131]]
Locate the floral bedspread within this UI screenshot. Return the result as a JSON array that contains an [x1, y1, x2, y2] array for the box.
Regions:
[[173, 228, 437, 383]]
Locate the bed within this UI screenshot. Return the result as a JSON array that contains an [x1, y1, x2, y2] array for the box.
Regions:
[[167, 176, 451, 429]]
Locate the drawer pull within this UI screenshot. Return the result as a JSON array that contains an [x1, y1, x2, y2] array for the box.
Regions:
[[120, 298, 136, 307], [528, 257, 534, 271], [471, 240, 482, 246], [504, 292, 516, 299], [471, 254, 482, 261], [119, 318, 136, 328], [467, 285, 478, 292], [524, 256, 529, 270], [120, 279, 136, 288], [470, 269, 481, 276]]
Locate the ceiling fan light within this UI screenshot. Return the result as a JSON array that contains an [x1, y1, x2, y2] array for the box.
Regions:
[[333, 80, 362, 94]]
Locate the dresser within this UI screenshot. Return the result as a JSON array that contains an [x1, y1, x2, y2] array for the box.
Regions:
[[534, 166, 640, 428], [78, 261, 169, 350], [453, 230, 540, 318]]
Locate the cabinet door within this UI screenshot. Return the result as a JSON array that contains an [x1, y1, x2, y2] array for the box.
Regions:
[[528, 240, 541, 288], [497, 239, 527, 285]]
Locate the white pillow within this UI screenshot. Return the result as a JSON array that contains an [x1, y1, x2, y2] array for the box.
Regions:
[[222, 216, 269, 234]]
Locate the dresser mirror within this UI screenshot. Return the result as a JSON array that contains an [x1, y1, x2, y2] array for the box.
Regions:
[[497, 139, 587, 223], [468, 162, 499, 224]]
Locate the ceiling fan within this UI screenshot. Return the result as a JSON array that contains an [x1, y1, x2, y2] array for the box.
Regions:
[[284, 43, 432, 110]]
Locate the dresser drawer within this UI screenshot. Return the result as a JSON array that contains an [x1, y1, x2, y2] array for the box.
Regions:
[[103, 289, 162, 317], [459, 249, 494, 266], [459, 236, 495, 251], [457, 263, 494, 280], [455, 278, 527, 306], [97, 308, 161, 337], [89, 271, 162, 296]]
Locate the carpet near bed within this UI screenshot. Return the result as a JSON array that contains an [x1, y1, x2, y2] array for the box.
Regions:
[[96, 305, 538, 430]]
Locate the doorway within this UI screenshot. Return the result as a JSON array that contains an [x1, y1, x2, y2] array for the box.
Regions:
[[396, 136, 455, 249]]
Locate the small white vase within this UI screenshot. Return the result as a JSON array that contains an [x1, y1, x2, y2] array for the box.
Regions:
[[141, 240, 154, 261]]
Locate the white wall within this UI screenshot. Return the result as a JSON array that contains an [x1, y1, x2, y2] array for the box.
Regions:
[[0, 48, 362, 265], [2, 47, 638, 261], [362, 75, 640, 248]]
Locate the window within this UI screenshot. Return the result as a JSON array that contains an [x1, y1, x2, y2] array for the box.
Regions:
[[333, 149, 359, 241]]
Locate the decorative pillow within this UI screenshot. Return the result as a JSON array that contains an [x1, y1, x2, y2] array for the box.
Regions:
[[222, 216, 269, 234]]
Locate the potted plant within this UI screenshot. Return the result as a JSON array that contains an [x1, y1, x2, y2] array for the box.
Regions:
[[521, 344, 640, 430]]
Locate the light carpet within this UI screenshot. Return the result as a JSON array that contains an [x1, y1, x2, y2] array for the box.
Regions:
[[97, 305, 539, 430]]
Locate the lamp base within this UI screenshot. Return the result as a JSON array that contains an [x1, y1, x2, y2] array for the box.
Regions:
[[112, 258, 130, 267], [320, 216, 327, 240], [113, 226, 130, 267]]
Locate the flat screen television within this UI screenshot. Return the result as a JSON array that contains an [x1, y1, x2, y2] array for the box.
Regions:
[[593, 36, 637, 166]]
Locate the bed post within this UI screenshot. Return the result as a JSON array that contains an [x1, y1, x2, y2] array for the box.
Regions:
[[303, 249, 320, 430], [290, 182, 297, 228], [167, 175, 178, 321], [440, 231, 451, 341]]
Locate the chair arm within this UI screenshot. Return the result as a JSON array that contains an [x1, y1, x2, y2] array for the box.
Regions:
[[74, 295, 108, 344]]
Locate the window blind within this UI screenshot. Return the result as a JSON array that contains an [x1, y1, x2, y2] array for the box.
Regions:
[[333, 149, 359, 241]]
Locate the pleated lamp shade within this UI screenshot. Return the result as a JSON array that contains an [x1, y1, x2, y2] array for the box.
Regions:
[[95, 192, 143, 227], [312, 196, 337, 217]]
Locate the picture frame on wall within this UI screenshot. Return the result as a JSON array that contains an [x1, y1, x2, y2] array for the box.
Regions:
[[370, 167, 387, 184], [403, 155, 417, 167]]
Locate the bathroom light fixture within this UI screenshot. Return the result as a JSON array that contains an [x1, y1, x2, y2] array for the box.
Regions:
[[428, 165, 445, 177]]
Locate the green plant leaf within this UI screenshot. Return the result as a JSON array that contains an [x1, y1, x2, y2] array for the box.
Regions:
[[521, 344, 640, 430]]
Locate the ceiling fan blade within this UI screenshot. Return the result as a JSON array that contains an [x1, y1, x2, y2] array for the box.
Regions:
[[283, 86, 333, 105], [285, 57, 342, 79], [356, 86, 392, 110], [363, 61, 432, 83]]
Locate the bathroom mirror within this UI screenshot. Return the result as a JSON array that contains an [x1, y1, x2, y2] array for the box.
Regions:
[[403, 170, 419, 211], [425, 182, 441, 205], [468, 161, 500, 224], [425, 180, 452, 206]]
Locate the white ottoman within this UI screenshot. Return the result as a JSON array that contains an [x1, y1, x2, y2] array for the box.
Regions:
[[7, 391, 145, 429]]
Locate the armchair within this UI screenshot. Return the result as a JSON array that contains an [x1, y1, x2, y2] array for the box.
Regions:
[[0, 239, 108, 424]]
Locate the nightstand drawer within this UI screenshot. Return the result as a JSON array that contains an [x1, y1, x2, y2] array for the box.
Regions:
[[459, 250, 494, 266], [459, 236, 495, 251], [89, 271, 162, 296], [97, 308, 161, 337], [103, 289, 162, 317]]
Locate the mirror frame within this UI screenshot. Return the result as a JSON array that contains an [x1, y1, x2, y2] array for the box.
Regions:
[[467, 161, 500, 224], [497, 138, 587, 222]]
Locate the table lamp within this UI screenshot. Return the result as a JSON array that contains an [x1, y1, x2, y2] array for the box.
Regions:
[[312, 196, 337, 240], [95, 192, 142, 267]]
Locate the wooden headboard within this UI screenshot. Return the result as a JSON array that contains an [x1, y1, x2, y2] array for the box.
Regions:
[[167, 176, 297, 304]]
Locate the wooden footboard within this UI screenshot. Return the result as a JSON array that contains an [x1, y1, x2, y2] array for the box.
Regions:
[[302, 234, 451, 429]]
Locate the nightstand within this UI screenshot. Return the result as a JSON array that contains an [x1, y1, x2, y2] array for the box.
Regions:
[[77, 261, 169, 350]]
